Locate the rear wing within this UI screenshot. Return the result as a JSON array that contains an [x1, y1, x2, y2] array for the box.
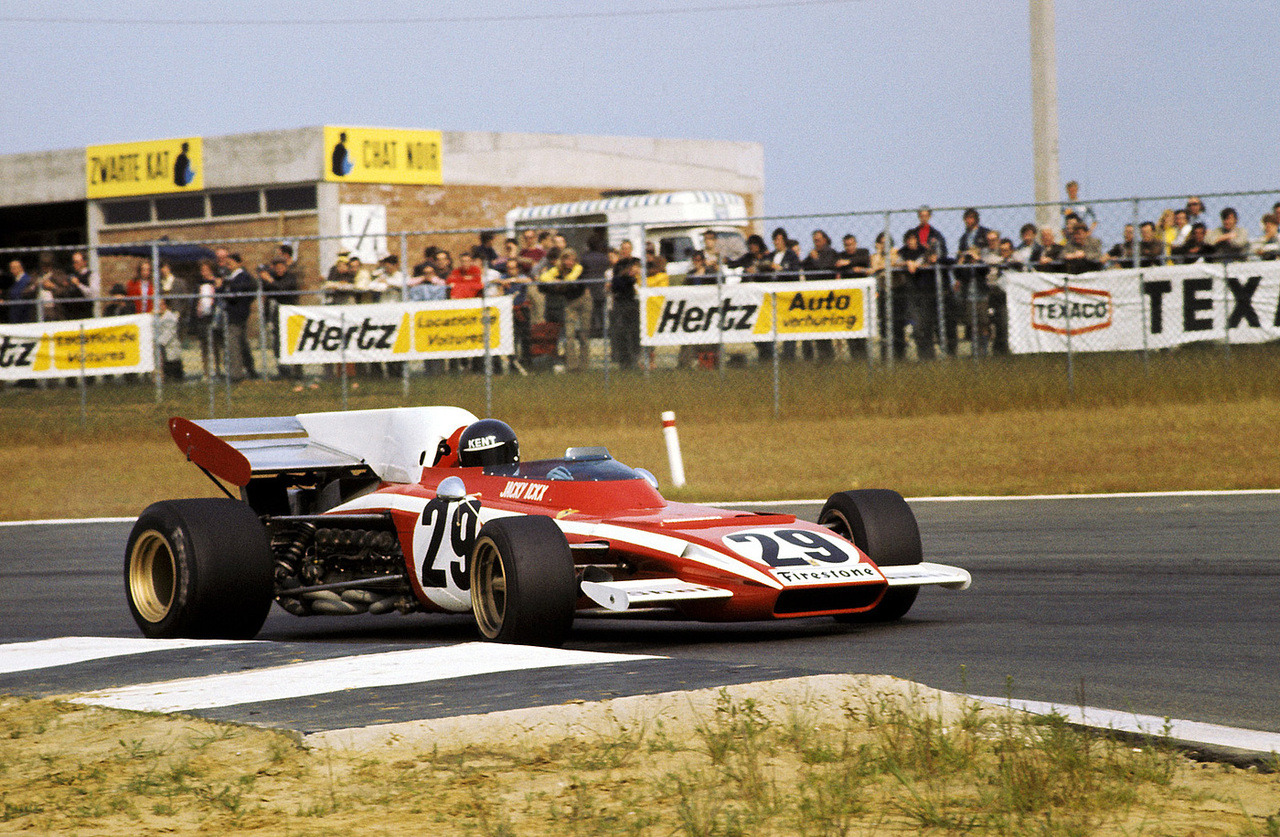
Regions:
[[170, 416, 359, 488], [169, 406, 480, 488]]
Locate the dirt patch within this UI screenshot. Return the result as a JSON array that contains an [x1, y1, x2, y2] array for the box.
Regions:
[[3, 676, 1278, 835]]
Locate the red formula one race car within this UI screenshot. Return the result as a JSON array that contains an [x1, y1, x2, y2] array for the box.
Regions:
[[125, 407, 970, 647]]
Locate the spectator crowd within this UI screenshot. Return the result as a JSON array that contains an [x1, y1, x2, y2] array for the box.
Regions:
[[6, 187, 1280, 379]]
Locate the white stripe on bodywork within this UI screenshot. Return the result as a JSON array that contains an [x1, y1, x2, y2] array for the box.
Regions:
[[0, 637, 255, 675], [69, 643, 660, 713], [328, 493, 780, 587], [328, 492, 430, 516]]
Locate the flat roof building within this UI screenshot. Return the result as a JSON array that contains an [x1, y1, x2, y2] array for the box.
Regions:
[[0, 126, 763, 286]]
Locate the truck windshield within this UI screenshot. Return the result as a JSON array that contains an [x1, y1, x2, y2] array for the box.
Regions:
[[659, 236, 696, 262]]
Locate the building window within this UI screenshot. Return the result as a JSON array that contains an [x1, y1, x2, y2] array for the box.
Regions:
[[210, 190, 261, 217], [155, 194, 205, 221], [102, 200, 151, 225], [265, 185, 317, 212], [100, 185, 318, 225]]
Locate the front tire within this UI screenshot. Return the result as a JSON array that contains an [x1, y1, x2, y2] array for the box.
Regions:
[[820, 489, 922, 622], [469, 516, 575, 646], [125, 499, 274, 639]]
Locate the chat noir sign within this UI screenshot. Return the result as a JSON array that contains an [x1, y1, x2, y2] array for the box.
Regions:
[[324, 127, 443, 185]]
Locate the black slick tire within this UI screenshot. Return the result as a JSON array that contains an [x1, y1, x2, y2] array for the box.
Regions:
[[469, 516, 575, 647], [819, 489, 922, 623], [124, 499, 274, 639]]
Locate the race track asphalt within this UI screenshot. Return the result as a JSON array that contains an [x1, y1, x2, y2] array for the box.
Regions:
[[2, 492, 1277, 733]]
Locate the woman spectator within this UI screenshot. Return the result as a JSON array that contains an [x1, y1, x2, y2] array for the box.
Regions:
[[1157, 209, 1179, 261], [126, 260, 155, 313], [194, 260, 222, 380], [767, 227, 799, 280]]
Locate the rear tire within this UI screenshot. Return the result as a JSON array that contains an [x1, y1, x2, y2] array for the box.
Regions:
[[820, 489, 922, 622], [125, 499, 274, 639], [469, 516, 575, 647]]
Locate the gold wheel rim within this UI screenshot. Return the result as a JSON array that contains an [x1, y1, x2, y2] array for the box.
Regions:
[[470, 538, 507, 639], [128, 531, 176, 624]]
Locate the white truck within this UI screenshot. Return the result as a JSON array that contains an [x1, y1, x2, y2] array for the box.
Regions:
[[504, 190, 750, 278]]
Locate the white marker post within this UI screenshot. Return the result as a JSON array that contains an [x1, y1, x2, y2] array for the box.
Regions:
[[661, 410, 686, 488]]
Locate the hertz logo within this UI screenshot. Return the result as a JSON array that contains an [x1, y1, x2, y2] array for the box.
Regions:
[[289, 316, 400, 353]]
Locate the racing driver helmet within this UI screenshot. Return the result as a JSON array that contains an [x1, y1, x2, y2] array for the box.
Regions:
[[457, 419, 520, 468]]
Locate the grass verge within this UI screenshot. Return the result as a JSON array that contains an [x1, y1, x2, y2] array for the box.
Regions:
[[2, 678, 1278, 836], [2, 345, 1279, 519]]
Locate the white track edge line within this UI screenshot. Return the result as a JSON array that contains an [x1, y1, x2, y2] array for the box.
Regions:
[[714, 488, 1280, 506], [971, 696, 1280, 755]]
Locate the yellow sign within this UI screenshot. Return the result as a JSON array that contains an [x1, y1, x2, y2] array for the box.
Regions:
[[640, 281, 872, 346], [278, 302, 510, 363], [324, 126, 443, 185], [86, 137, 203, 198], [44, 322, 144, 370], [758, 288, 865, 334], [412, 308, 500, 353]]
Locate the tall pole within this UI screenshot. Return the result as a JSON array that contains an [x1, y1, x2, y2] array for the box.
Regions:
[[1030, 0, 1061, 230]]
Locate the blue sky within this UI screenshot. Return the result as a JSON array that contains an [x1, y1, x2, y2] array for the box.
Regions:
[[3, 1, 1276, 218]]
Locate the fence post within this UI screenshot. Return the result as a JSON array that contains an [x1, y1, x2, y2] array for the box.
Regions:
[[221, 311, 232, 409], [339, 310, 348, 411], [933, 261, 946, 358], [400, 231, 410, 400], [1131, 199, 1141, 270], [1222, 258, 1232, 361], [1064, 274, 1074, 395], [255, 265, 268, 380], [482, 301, 493, 418], [639, 222, 651, 378], [883, 211, 894, 370], [151, 243, 163, 403], [77, 324, 87, 427], [206, 324, 217, 418], [772, 290, 780, 419], [969, 270, 980, 362], [1139, 271, 1149, 373], [602, 272, 611, 391], [716, 267, 725, 375]]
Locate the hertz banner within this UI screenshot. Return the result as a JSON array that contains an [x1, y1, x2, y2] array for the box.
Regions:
[[1004, 262, 1280, 353], [0, 315, 154, 381], [323, 126, 443, 185], [640, 278, 875, 347], [277, 299, 513, 365], [86, 137, 202, 198]]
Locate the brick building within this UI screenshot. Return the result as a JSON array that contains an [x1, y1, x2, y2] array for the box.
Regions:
[[0, 126, 763, 291]]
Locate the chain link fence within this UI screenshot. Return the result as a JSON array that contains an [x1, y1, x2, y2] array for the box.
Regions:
[[3, 188, 1279, 422]]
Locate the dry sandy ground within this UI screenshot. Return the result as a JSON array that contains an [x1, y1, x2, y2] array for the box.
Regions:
[[2, 674, 1278, 835]]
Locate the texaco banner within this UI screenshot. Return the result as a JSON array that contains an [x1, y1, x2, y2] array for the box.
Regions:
[[0, 314, 154, 380], [277, 299, 513, 364], [1004, 262, 1280, 353], [640, 278, 876, 347]]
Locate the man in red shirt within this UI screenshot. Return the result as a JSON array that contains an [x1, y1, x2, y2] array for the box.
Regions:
[[447, 252, 484, 298]]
